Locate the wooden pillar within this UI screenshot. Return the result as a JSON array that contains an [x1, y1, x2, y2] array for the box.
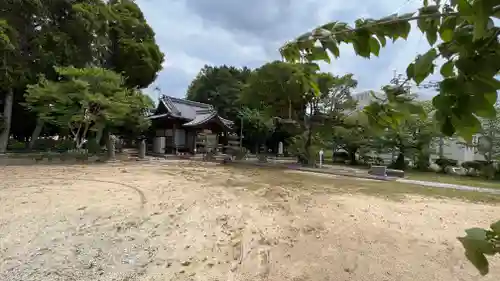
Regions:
[[172, 122, 177, 154]]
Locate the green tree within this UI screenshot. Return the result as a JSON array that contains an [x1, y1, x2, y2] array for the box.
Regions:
[[475, 107, 500, 162], [24, 67, 151, 148], [0, 0, 164, 151], [238, 107, 275, 153], [241, 61, 311, 121], [407, 100, 439, 170], [186, 65, 251, 121], [280, 0, 500, 141], [363, 84, 430, 169], [105, 0, 164, 88], [330, 112, 373, 165]]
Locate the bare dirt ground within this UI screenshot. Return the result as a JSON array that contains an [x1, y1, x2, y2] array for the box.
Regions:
[[1, 161, 499, 281]]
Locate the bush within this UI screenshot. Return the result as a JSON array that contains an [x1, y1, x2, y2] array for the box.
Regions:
[[359, 155, 384, 166], [461, 160, 486, 176], [54, 139, 76, 151], [434, 158, 458, 173], [7, 140, 26, 151]]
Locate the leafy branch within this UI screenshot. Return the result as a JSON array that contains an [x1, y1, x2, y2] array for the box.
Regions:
[[458, 220, 500, 275], [280, 0, 500, 141]]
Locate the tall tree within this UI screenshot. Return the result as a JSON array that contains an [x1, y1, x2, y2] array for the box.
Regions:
[[0, 0, 164, 151], [186, 65, 251, 121], [0, 0, 48, 153], [106, 0, 164, 88], [241, 61, 310, 121]]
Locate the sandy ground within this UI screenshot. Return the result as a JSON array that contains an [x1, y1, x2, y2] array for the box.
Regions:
[[0, 161, 499, 281]]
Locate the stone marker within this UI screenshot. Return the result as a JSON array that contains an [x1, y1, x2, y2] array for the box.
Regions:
[[107, 134, 116, 161], [369, 165, 387, 177], [386, 168, 404, 178], [138, 139, 147, 161], [278, 142, 283, 156]]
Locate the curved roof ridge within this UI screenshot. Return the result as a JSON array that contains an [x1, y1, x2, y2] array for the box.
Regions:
[[160, 96, 181, 116], [168, 96, 213, 109]]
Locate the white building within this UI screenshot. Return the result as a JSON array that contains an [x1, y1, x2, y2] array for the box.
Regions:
[[351, 91, 484, 164]]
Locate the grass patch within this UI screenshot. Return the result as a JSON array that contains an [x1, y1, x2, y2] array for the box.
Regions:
[[406, 171, 500, 190], [220, 166, 500, 204]]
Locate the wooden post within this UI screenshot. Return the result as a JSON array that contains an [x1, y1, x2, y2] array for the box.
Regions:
[[172, 123, 177, 154]]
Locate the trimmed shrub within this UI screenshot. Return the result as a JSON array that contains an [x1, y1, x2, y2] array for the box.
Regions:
[[434, 158, 458, 173]]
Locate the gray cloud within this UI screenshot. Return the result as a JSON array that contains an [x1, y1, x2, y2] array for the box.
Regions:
[[136, 0, 438, 99]]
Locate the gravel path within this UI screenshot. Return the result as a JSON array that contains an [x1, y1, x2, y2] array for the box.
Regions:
[[396, 178, 500, 195]]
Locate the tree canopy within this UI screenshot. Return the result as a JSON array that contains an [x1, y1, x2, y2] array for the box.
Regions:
[[186, 65, 251, 121], [0, 0, 163, 152], [24, 66, 153, 148]]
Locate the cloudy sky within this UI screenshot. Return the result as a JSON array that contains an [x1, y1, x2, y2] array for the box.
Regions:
[[136, 0, 439, 100]]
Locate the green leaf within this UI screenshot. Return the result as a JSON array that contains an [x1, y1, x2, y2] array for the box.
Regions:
[[399, 22, 411, 40], [406, 63, 415, 80], [490, 220, 500, 233], [440, 29, 454, 42], [375, 34, 387, 47], [369, 37, 381, 56], [440, 116, 455, 136], [462, 228, 496, 255], [467, 77, 500, 96], [471, 94, 496, 118], [464, 250, 489, 276], [399, 12, 415, 19], [495, 8, 500, 19], [413, 49, 438, 84], [440, 60, 454, 77], [426, 30, 438, 46], [453, 0, 474, 15], [352, 35, 371, 58], [453, 113, 481, 142], [439, 17, 457, 42], [484, 92, 498, 105], [305, 47, 331, 63], [320, 21, 339, 31], [471, 0, 489, 40], [432, 94, 453, 110], [320, 38, 340, 57]]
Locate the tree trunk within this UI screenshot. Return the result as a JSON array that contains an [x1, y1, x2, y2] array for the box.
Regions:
[[438, 136, 444, 158], [304, 127, 313, 166], [348, 148, 357, 165], [394, 151, 406, 170], [95, 125, 105, 146], [28, 118, 44, 150], [0, 89, 14, 154]]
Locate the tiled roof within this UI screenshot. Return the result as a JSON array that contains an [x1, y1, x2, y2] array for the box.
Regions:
[[153, 95, 233, 129], [160, 96, 213, 120]]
